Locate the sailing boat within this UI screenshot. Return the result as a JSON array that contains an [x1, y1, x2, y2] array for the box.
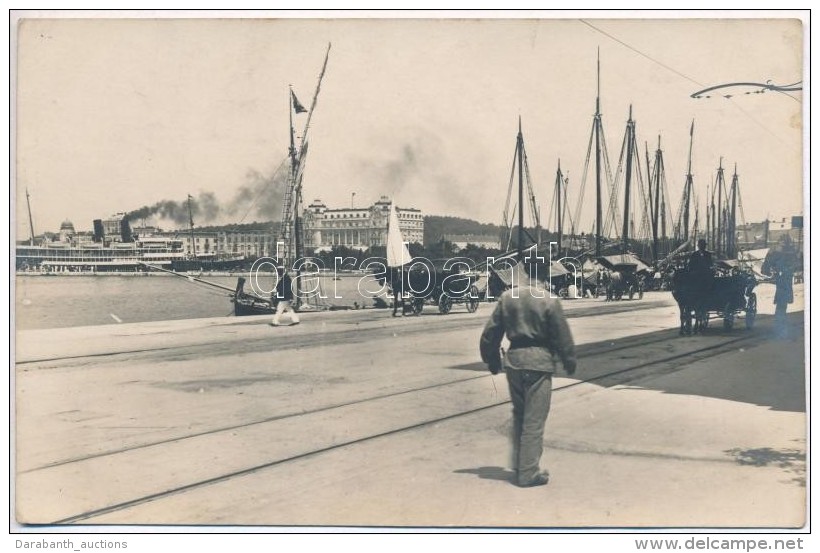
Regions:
[[673, 120, 697, 248], [706, 160, 748, 269], [657, 120, 699, 269], [232, 44, 331, 316], [489, 120, 579, 295]]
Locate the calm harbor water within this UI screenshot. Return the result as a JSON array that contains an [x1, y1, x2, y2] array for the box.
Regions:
[[14, 273, 390, 330]]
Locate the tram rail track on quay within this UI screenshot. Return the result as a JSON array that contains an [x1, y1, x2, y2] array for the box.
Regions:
[[44, 324, 768, 525], [17, 298, 669, 367], [23, 322, 719, 472]]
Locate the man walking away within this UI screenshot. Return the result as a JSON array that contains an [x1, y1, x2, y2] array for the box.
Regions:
[[479, 260, 577, 487], [271, 265, 300, 327]]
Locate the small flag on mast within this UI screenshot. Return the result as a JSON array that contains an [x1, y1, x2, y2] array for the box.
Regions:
[[291, 90, 307, 114]]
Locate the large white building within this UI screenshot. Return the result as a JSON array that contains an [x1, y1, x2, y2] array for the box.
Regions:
[[303, 195, 424, 251]]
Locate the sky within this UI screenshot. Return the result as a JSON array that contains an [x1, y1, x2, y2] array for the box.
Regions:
[[12, 13, 805, 238]]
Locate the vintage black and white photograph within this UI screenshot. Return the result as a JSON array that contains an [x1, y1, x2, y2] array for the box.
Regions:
[[11, 11, 807, 531]]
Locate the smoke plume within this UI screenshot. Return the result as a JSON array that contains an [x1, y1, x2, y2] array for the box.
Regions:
[[226, 164, 290, 222], [126, 161, 291, 226], [356, 128, 477, 213]]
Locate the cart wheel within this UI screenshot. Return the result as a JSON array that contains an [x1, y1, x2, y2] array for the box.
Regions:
[[745, 293, 757, 329], [438, 294, 453, 315], [723, 302, 734, 330], [411, 298, 424, 316], [466, 285, 480, 313]]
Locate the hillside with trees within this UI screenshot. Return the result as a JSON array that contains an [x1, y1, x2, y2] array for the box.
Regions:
[[422, 215, 504, 247]]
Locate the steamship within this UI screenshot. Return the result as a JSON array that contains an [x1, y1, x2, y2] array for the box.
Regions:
[[16, 213, 184, 274], [16, 236, 188, 274], [17, 215, 249, 274]]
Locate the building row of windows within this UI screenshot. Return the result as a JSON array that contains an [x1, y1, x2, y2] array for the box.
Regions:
[[324, 211, 423, 220], [308, 221, 423, 230], [310, 229, 423, 247]]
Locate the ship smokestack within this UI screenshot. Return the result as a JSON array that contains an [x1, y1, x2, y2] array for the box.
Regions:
[[120, 218, 133, 243], [93, 219, 104, 243]]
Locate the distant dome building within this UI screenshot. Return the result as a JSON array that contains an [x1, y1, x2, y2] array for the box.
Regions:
[[59, 220, 75, 242]]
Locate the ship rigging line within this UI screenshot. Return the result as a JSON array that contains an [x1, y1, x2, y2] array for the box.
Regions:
[[579, 20, 705, 89], [236, 155, 290, 225]]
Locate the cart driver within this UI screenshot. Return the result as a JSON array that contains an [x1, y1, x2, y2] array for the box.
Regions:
[[688, 239, 714, 300], [688, 239, 714, 276]]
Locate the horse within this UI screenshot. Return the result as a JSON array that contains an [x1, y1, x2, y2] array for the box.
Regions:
[[375, 266, 409, 316], [670, 268, 712, 335], [670, 269, 692, 335], [606, 271, 623, 301], [375, 265, 432, 316], [596, 270, 610, 299]]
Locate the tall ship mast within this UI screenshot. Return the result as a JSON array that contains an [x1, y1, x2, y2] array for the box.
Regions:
[[25, 188, 35, 246], [594, 52, 604, 257], [726, 164, 743, 259], [501, 117, 540, 259], [608, 104, 648, 257], [650, 137, 661, 261], [674, 120, 696, 246], [705, 158, 747, 261], [187, 194, 197, 259], [571, 49, 615, 258], [711, 158, 726, 257], [548, 160, 571, 255], [620, 106, 636, 254]]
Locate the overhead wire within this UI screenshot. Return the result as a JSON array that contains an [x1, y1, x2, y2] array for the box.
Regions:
[[579, 19, 800, 153], [579, 20, 706, 89]]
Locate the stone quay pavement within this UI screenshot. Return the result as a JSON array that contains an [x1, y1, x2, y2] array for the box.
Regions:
[[13, 284, 807, 529]]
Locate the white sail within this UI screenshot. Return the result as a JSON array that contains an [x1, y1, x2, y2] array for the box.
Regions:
[[386, 203, 412, 268]]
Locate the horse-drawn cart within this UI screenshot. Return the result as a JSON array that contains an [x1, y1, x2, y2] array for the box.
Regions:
[[381, 261, 481, 316], [428, 263, 481, 314], [606, 262, 644, 301], [597, 255, 650, 301], [672, 268, 758, 334], [703, 274, 757, 330]]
